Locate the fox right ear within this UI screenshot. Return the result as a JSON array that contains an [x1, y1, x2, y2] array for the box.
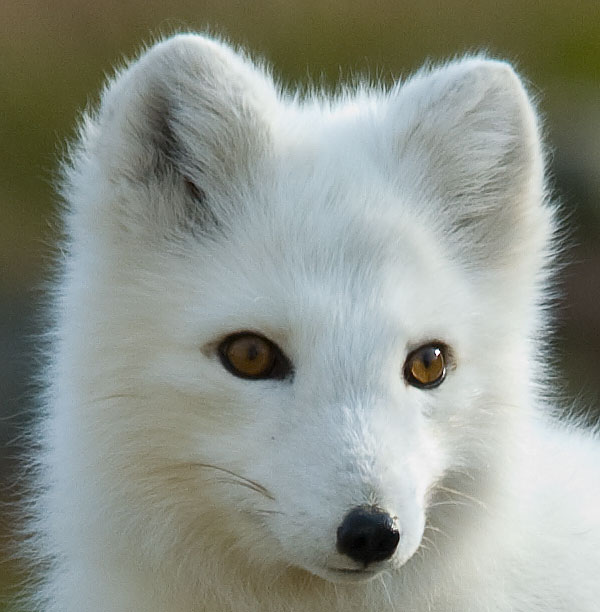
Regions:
[[386, 58, 552, 275], [63, 34, 279, 236]]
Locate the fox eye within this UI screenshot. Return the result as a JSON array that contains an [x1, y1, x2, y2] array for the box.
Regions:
[[218, 333, 292, 380], [404, 344, 447, 389]]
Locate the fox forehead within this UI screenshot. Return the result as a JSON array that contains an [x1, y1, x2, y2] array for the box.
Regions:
[[174, 201, 467, 354]]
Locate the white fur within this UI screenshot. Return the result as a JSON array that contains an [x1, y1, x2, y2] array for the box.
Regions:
[[32, 33, 600, 611]]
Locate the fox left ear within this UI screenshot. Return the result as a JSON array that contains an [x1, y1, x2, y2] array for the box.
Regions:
[[63, 34, 280, 238], [388, 58, 553, 271]]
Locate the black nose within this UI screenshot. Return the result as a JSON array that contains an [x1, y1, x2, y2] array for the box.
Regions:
[[336, 505, 400, 566]]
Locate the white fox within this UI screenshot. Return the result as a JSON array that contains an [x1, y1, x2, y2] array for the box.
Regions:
[[33, 33, 600, 612]]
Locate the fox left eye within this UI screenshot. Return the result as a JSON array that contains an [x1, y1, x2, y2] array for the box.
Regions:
[[218, 332, 293, 380], [404, 343, 447, 389]]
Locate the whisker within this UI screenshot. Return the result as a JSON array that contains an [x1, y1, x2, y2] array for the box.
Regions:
[[424, 524, 450, 539], [420, 534, 442, 558], [189, 462, 275, 501], [435, 485, 488, 510], [428, 500, 470, 510], [213, 477, 272, 499], [378, 573, 398, 612], [88, 393, 145, 403], [447, 468, 476, 482]]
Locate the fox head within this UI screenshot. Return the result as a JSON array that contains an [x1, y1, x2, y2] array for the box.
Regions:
[[53, 34, 554, 586]]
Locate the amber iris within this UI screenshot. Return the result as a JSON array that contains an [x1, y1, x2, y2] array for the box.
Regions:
[[219, 333, 291, 380], [404, 344, 446, 389]]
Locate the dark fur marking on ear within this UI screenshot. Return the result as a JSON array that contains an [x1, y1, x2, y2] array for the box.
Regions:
[[145, 92, 186, 178], [141, 89, 220, 235], [182, 176, 221, 236], [184, 178, 206, 206]]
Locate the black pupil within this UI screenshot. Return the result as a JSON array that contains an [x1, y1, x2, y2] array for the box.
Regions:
[[422, 347, 437, 368], [247, 344, 259, 361]]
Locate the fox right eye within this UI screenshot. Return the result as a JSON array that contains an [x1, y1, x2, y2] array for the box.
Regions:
[[403, 343, 448, 389], [218, 332, 293, 381]]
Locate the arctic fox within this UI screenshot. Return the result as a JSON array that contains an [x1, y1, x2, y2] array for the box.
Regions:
[[32, 33, 600, 612]]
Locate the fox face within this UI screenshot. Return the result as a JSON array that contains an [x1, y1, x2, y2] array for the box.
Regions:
[[162, 218, 451, 580], [55, 34, 553, 586]]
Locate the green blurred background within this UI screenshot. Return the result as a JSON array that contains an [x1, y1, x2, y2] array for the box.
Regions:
[[1, 0, 599, 608]]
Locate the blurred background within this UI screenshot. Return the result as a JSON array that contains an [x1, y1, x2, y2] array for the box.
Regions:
[[1, 0, 599, 607]]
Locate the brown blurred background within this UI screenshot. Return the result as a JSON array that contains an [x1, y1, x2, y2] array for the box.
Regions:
[[1, 1, 599, 608]]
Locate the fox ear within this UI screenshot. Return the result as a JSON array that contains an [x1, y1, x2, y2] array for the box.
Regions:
[[388, 58, 552, 271], [65, 34, 278, 235]]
